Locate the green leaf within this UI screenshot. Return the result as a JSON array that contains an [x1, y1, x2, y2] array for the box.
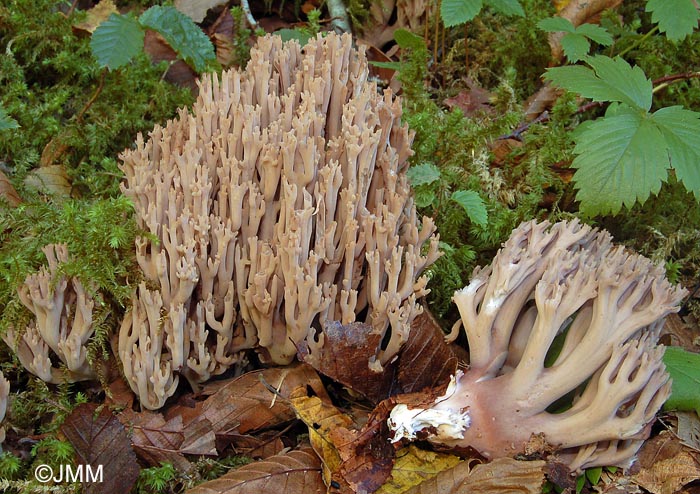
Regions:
[[450, 190, 488, 227], [0, 105, 19, 130], [646, 0, 700, 42], [394, 28, 426, 50], [663, 346, 700, 414], [484, 0, 524, 16], [571, 107, 668, 215], [407, 163, 441, 187], [575, 23, 613, 46], [537, 17, 575, 33], [652, 106, 700, 200], [585, 467, 602, 485], [560, 33, 590, 62], [545, 56, 652, 110], [90, 13, 144, 70], [139, 6, 216, 73], [275, 28, 313, 46], [440, 0, 483, 27]]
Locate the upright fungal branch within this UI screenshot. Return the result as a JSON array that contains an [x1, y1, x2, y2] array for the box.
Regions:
[[119, 33, 440, 407], [388, 219, 686, 471], [3, 244, 96, 384]]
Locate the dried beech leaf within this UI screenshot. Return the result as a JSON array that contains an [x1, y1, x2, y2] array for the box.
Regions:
[[24, 165, 72, 197], [376, 445, 461, 494], [0, 169, 21, 206], [61, 403, 140, 494], [289, 394, 355, 486], [196, 364, 328, 435], [72, 0, 119, 34], [404, 457, 545, 494], [185, 446, 324, 494], [633, 431, 700, 494], [676, 411, 700, 451], [298, 321, 395, 402], [397, 310, 460, 394], [217, 431, 286, 459], [118, 408, 192, 471]]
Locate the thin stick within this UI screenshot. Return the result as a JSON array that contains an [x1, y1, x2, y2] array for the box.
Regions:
[[240, 0, 259, 30]]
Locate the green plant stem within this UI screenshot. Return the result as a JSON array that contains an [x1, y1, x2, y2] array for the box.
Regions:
[[616, 26, 659, 58]]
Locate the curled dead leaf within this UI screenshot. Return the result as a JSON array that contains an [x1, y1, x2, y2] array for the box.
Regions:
[[0, 169, 22, 206]]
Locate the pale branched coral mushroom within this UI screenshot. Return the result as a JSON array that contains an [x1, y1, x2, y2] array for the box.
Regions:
[[2, 244, 96, 384], [388, 219, 687, 471], [119, 33, 440, 409], [0, 371, 8, 451]]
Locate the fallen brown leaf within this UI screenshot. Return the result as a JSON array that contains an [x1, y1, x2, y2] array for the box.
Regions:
[[174, 0, 227, 23], [443, 79, 494, 116], [185, 445, 325, 494], [298, 321, 395, 402], [396, 309, 460, 394], [404, 457, 546, 494], [633, 430, 700, 494], [119, 408, 193, 471], [61, 403, 140, 494], [0, 169, 22, 206], [677, 411, 700, 452], [25, 164, 72, 197], [143, 31, 198, 90], [194, 364, 328, 435]]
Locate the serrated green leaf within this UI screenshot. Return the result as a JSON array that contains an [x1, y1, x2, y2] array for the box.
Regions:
[[485, 0, 524, 16], [663, 346, 700, 415], [0, 105, 19, 130], [544, 55, 652, 111], [450, 190, 488, 227], [394, 28, 426, 50], [441, 0, 483, 27], [537, 17, 575, 33], [414, 188, 436, 208], [572, 108, 668, 215], [407, 163, 441, 187], [575, 23, 613, 45], [560, 33, 590, 62], [646, 0, 699, 42], [90, 13, 144, 70], [139, 6, 215, 73], [652, 106, 700, 200]]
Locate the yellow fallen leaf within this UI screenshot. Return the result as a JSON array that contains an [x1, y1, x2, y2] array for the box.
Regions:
[[377, 445, 461, 494], [289, 394, 355, 487]]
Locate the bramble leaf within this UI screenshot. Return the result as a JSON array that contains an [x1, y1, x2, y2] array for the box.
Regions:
[[440, 0, 483, 27], [407, 163, 441, 187], [139, 6, 216, 73], [560, 33, 591, 62], [652, 106, 700, 200], [646, 0, 699, 42], [571, 106, 667, 215], [450, 190, 488, 227], [537, 17, 575, 33], [575, 23, 613, 45], [544, 55, 652, 110], [485, 0, 524, 17], [663, 346, 700, 415], [91, 13, 144, 70]]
